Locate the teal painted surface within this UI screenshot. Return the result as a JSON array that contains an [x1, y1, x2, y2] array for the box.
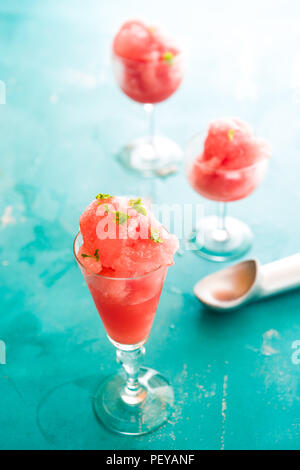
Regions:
[[0, 0, 299, 450]]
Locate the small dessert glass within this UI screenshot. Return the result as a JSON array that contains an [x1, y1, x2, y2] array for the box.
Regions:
[[112, 50, 184, 176], [185, 131, 269, 261], [73, 232, 174, 435]]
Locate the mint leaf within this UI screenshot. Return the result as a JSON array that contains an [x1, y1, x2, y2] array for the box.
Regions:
[[135, 206, 147, 216], [96, 193, 112, 200], [150, 228, 164, 244], [114, 211, 130, 225], [228, 129, 235, 141], [162, 51, 174, 65], [81, 249, 100, 262], [129, 198, 147, 216]]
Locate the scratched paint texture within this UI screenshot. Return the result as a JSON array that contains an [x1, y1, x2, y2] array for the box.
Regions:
[[0, 0, 300, 450]]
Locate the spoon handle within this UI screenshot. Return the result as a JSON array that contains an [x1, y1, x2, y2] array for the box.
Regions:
[[260, 253, 300, 298]]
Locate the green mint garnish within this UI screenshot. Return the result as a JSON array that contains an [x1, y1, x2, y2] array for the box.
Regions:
[[96, 193, 112, 200], [81, 249, 100, 262], [129, 198, 147, 216], [228, 129, 235, 141], [114, 211, 130, 225], [163, 51, 174, 65], [101, 206, 130, 225], [150, 228, 163, 244]]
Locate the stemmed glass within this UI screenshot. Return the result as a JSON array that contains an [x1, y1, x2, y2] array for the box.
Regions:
[[112, 28, 184, 175], [185, 131, 269, 261], [73, 232, 174, 435]]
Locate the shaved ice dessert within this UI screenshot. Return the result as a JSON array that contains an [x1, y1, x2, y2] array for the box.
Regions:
[[75, 194, 178, 344], [188, 118, 270, 202], [113, 20, 183, 104]]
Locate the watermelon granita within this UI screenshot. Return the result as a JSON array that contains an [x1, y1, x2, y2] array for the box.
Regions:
[[112, 20, 183, 104], [75, 194, 179, 345], [188, 118, 271, 202]]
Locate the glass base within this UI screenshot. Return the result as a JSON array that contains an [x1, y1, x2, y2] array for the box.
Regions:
[[119, 135, 182, 176], [189, 216, 253, 262], [93, 367, 174, 435]]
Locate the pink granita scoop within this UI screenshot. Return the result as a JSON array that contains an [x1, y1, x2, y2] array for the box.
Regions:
[[188, 117, 271, 202], [113, 19, 180, 62], [79, 194, 179, 277], [201, 117, 270, 171]]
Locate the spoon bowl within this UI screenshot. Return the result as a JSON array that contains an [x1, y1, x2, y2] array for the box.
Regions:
[[194, 259, 260, 311]]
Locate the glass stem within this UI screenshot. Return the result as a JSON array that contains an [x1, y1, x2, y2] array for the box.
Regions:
[[213, 202, 229, 242], [116, 346, 147, 405], [144, 103, 155, 146], [217, 202, 227, 231]]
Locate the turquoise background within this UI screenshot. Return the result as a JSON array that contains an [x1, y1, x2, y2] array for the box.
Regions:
[[0, 0, 299, 450]]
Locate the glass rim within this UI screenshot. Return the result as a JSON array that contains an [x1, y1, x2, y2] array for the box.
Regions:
[[73, 231, 165, 281], [185, 130, 270, 174]]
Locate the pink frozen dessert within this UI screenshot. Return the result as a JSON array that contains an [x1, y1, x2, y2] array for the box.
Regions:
[[113, 20, 183, 104], [188, 118, 271, 202], [76, 194, 178, 344]]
